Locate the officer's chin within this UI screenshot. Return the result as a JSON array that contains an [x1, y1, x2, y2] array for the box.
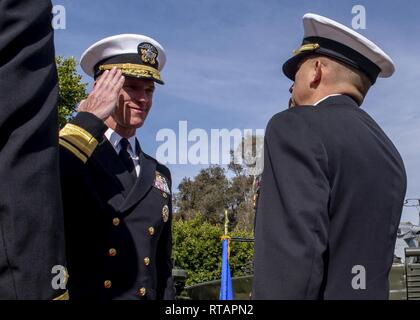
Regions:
[[127, 110, 148, 128], [132, 117, 147, 129]]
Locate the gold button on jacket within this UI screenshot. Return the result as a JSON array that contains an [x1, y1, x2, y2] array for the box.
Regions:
[[112, 217, 120, 226], [109, 248, 117, 257], [139, 287, 146, 297], [144, 257, 150, 266], [104, 280, 112, 289]]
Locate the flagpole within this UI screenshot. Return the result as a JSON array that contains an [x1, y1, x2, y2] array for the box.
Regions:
[[220, 209, 233, 300], [224, 209, 229, 236]]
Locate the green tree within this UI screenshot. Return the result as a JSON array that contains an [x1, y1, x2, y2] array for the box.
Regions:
[[175, 166, 230, 224], [227, 134, 264, 231], [56, 56, 88, 128], [174, 134, 264, 232]]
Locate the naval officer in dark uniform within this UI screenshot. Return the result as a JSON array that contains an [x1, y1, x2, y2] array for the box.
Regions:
[[253, 14, 407, 299], [0, 0, 67, 299], [59, 34, 175, 299]]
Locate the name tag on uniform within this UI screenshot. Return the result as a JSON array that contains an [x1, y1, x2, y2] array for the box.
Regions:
[[154, 171, 170, 194]]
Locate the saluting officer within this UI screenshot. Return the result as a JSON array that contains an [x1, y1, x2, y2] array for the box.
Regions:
[[253, 14, 407, 299], [59, 34, 175, 300]]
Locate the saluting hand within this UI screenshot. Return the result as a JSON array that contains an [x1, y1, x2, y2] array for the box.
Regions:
[[77, 67, 125, 120]]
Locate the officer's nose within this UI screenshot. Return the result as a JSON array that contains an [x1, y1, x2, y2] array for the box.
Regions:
[[133, 90, 147, 104]]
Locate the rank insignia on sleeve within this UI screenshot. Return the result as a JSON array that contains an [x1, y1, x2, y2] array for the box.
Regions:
[[154, 171, 170, 194]]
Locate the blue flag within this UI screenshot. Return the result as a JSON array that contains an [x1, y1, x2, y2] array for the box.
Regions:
[[219, 237, 234, 300]]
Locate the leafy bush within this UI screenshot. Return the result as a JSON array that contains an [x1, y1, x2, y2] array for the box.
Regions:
[[172, 214, 254, 286]]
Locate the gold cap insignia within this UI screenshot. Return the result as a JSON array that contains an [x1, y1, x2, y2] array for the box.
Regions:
[[138, 42, 158, 66], [293, 43, 320, 56]]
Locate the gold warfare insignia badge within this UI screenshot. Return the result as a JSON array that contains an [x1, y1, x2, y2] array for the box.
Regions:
[[162, 205, 169, 223], [138, 42, 158, 65]]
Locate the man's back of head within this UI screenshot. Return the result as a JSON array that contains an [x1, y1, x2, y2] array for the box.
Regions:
[[291, 55, 372, 106], [283, 13, 395, 107]]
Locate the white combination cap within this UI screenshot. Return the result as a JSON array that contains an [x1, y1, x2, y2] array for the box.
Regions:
[[283, 13, 395, 84], [80, 34, 166, 84]]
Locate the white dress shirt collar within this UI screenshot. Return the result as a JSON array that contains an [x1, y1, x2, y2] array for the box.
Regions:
[[104, 127, 137, 155], [313, 94, 343, 106]]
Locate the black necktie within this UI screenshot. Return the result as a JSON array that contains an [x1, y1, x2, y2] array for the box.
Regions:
[[119, 138, 136, 180]]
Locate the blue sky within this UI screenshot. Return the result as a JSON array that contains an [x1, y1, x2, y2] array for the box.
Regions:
[[52, 0, 420, 223]]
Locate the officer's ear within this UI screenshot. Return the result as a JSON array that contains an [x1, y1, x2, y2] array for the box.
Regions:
[[310, 59, 323, 88]]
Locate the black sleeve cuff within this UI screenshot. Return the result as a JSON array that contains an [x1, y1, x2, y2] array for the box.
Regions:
[[71, 112, 107, 141]]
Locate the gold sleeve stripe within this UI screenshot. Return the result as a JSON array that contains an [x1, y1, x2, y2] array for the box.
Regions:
[[59, 138, 88, 163], [59, 123, 98, 158], [53, 290, 69, 300]]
